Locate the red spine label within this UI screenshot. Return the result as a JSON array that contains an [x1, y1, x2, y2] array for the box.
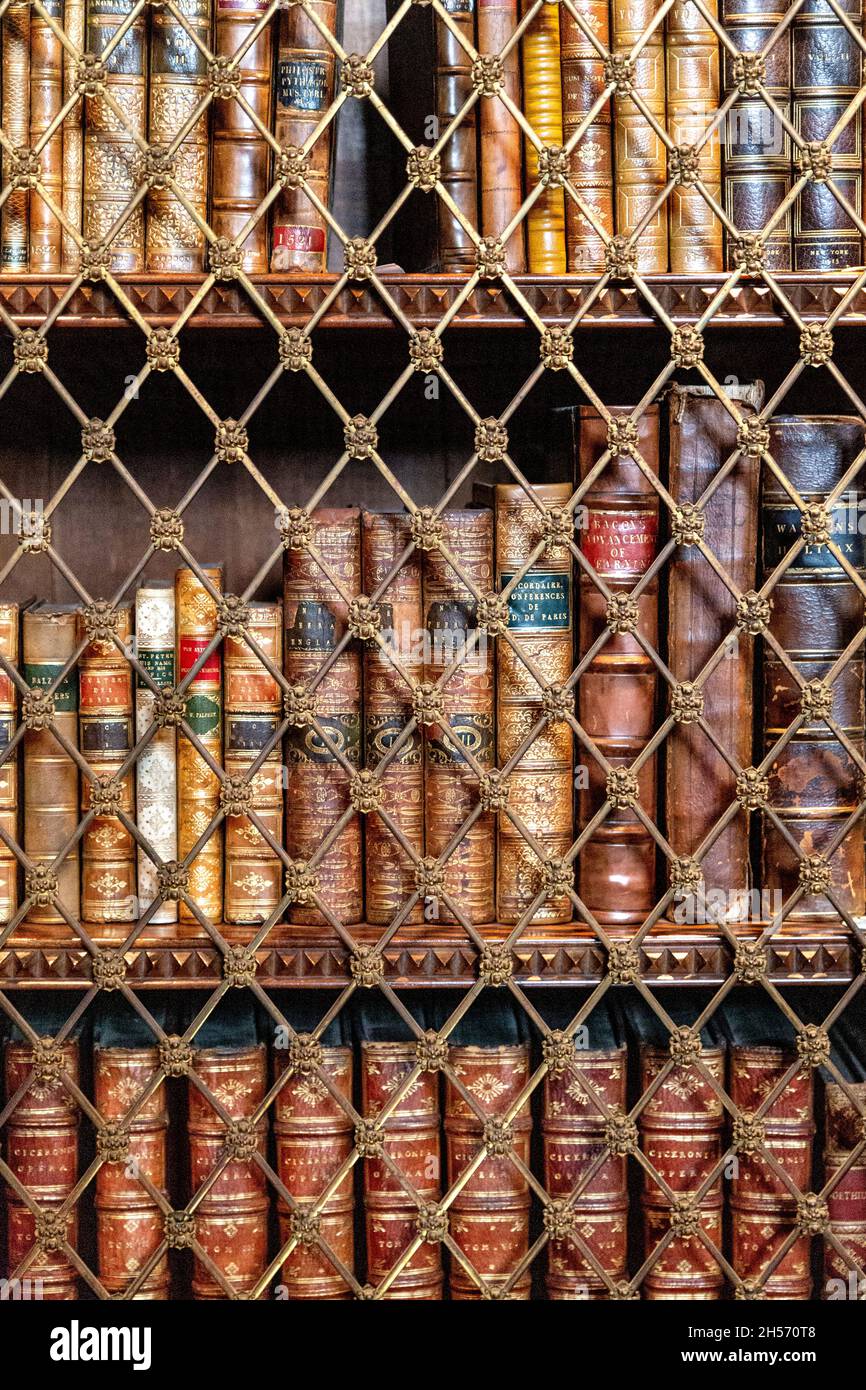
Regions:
[[179, 636, 221, 684], [272, 225, 326, 254], [582, 509, 658, 576], [79, 671, 130, 709]]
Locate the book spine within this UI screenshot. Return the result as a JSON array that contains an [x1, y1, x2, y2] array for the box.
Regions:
[[478, 0, 525, 273], [176, 565, 224, 925], [823, 1080, 866, 1297], [223, 601, 284, 925], [61, 0, 86, 271], [83, 0, 147, 271], [1, 2, 31, 271], [576, 406, 659, 926], [135, 585, 177, 927], [543, 1045, 628, 1299], [362, 513, 424, 926], [495, 482, 574, 926], [666, 0, 723, 272], [361, 1041, 442, 1299], [422, 509, 495, 925], [722, 0, 793, 269], [446, 1043, 532, 1298], [147, 0, 210, 272], [283, 509, 363, 926], [29, 0, 65, 273], [211, 0, 274, 272], [94, 1045, 169, 1299], [762, 417, 866, 920], [436, 0, 479, 271], [612, 0, 667, 271], [792, 0, 863, 270], [188, 1044, 268, 1298], [0, 604, 19, 924], [23, 606, 80, 927], [78, 603, 136, 923], [272, 0, 338, 272], [561, 0, 613, 272], [521, 0, 567, 272], [274, 1043, 354, 1299]]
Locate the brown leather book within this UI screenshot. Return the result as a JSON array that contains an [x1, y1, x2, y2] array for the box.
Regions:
[[478, 0, 526, 272], [147, 0, 211, 272], [495, 482, 574, 926], [188, 1043, 268, 1298], [543, 1044, 628, 1299], [361, 1041, 442, 1299], [730, 1045, 814, 1298], [224, 601, 284, 926], [561, 0, 613, 273], [23, 603, 80, 935], [61, 0, 86, 271], [823, 1080, 866, 1297], [176, 565, 224, 927], [1, 2, 30, 272], [211, 0, 274, 272], [0, 603, 19, 925], [5, 1038, 80, 1299], [94, 1045, 169, 1299], [272, 0, 338, 272], [666, 0, 723, 272], [612, 0, 667, 271], [362, 513, 424, 927], [665, 383, 764, 927], [575, 406, 659, 926], [436, 0, 479, 271], [135, 583, 177, 929], [422, 509, 495, 925], [640, 1043, 726, 1299], [521, 0, 567, 273], [283, 509, 363, 927], [274, 1042, 354, 1298], [83, 0, 147, 271], [29, 0, 64, 273], [762, 417, 866, 921]]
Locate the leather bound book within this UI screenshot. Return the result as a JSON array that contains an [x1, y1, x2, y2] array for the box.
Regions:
[[0, 603, 19, 925], [94, 1045, 169, 1299], [1, 2, 30, 271], [224, 602, 284, 926], [721, 0, 792, 270], [135, 583, 177, 928], [422, 509, 495, 925], [361, 1041, 442, 1299], [274, 1043, 354, 1299], [792, 0, 863, 270], [543, 1044, 628, 1299], [147, 0, 211, 272], [612, 0, 667, 271], [437, 0, 480, 272], [283, 509, 363, 927], [29, 0, 65, 273], [61, 0, 86, 271], [272, 0, 338, 272], [665, 383, 764, 925], [445, 1043, 532, 1299], [666, 0, 723, 272], [83, 0, 147, 271], [762, 417, 866, 921], [521, 0, 567, 273], [575, 406, 659, 926], [495, 482, 574, 926], [823, 1080, 866, 1296], [188, 1044, 268, 1298], [561, 0, 613, 273], [5, 1038, 80, 1299], [639, 1043, 726, 1299], [362, 513, 424, 927], [211, 0, 274, 272], [478, 1, 526, 272], [176, 565, 224, 927], [23, 604, 80, 933]]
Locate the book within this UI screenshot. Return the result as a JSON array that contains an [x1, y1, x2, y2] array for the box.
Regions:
[[762, 417, 866, 921], [83, 0, 147, 271], [1, 1, 31, 271], [436, 0, 479, 271], [210, 0, 274, 272], [29, 0, 64, 273], [283, 509, 363, 927], [176, 565, 224, 927], [362, 512, 424, 927], [823, 1079, 866, 1297], [61, 0, 86, 271], [135, 582, 177, 928], [272, 0, 338, 272], [612, 0, 667, 271], [223, 601, 284, 926], [0, 603, 19, 925], [561, 0, 614, 273], [478, 0, 526, 273], [495, 481, 574, 926], [666, 0, 724, 272], [574, 406, 659, 926], [147, 0, 211, 272], [521, 0, 567, 273]]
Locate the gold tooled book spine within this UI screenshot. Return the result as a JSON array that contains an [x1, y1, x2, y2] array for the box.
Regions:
[[61, 0, 86, 271], [135, 583, 177, 927], [478, 0, 526, 273], [0, 603, 19, 924], [1, 2, 31, 272], [561, 0, 614, 272], [83, 0, 147, 271], [211, 0, 274, 272], [666, 0, 723, 272], [612, 0, 668, 271], [176, 565, 224, 926], [29, 0, 65, 272], [147, 0, 211, 272], [521, 0, 567, 273]]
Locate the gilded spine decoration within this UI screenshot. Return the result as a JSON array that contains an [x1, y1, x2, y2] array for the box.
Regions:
[[0, 603, 19, 924], [176, 565, 224, 926], [83, 0, 147, 270], [135, 583, 177, 927], [29, 0, 65, 272], [147, 0, 211, 272]]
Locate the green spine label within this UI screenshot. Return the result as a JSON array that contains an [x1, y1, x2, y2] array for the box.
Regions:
[[23, 662, 77, 711], [501, 571, 571, 632], [184, 692, 220, 736], [138, 648, 175, 688]]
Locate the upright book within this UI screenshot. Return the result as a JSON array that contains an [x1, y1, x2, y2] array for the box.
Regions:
[[666, 0, 724, 272], [561, 0, 614, 273], [135, 582, 177, 928], [147, 0, 210, 271], [611, 0, 667, 271], [1, 1, 31, 271], [211, 0, 274, 272], [0, 603, 19, 925], [29, 0, 64, 272], [176, 565, 224, 927], [83, 0, 147, 270], [478, 0, 526, 273], [436, 0, 479, 271], [61, 0, 87, 271], [823, 1078, 866, 1297], [521, 0, 567, 273]]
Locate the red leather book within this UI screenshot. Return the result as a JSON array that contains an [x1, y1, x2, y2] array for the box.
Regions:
[[478, 0, 526, 272], [561, 0, 613, 272], [823, 1080, 866, 1297]]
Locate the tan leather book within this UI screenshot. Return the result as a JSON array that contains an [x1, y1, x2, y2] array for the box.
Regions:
[[561, 0, 614, 272], [436, 0, 480, 271], [612, 0, 668, 270], [0, 603, 19, 925], [135, 583, 177, 928], [29, 0, 65, 272], [521, 0, 567, 272], [176, 565, 224, 927], [666, 0, 723, 272], [83, 0, 147, 270], [61, 0, 86, 271], [211, 0, 274, 272], [478, 0, 526, 272], [147, 0, 211, 272], [1, 2, 31, 272]]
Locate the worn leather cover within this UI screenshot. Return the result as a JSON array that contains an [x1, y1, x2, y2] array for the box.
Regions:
[[666, 0, 723, 271], [437, 0, 480, 271], [135, 582, 178, 928], [1, 2, 30, 271], [521, 0, 567, 272], [211, 0, 274, 272], [823, 1080, 866, 1295], [272, 0, 337, 271], [562, 0, 613, 273], [478, 0, 526, 271], [176, 565, 224, 926], [612, 0, 667, 271], [29, 0, 64, 272], [83, 0, 147, 270], [61, 0, 86, 271], [147, 0, 210, 271], [0, 603, 19, 925]]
